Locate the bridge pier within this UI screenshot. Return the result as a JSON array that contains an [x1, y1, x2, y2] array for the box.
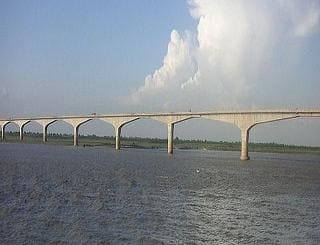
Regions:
[[115, 126, 121, 150], [240, 128, 250, 160], [1, 125, 6, 140], [34, 120, 57, 143], [43, 125, 48, 142], [20, 126, 24, 141], [1, 122, 12, 141], [167, 123, 174, 154], [12, 120, 30, 141], [73, 126, 79, 146], [152, 115, 195, 155], [100, 117, 139, 151], [62, 119, 92, 147]]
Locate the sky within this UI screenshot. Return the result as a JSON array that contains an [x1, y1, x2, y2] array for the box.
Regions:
[[1, 0, 320, 146]]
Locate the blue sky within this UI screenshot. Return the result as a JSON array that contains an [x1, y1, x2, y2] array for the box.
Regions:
[[1, 0, 320, 145], [0, 0, 194, 115]]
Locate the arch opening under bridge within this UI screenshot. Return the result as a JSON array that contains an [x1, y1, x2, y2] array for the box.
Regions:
[[76, 119, 115, 147], [1, 121, 19, 141], [120, 118, 167, 150], [42, 120, 74, 145], [174, 117, 240, 152], [20, 121, 42, 143]]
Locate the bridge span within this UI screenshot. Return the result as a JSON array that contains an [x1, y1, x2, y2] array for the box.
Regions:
[[1, 109, 319, 160]]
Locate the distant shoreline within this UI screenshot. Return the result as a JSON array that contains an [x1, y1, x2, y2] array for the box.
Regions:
[[2, 132, 320, 155]]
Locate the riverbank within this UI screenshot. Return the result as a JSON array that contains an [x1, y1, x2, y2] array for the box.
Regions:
[[1, 132, 320, 155]]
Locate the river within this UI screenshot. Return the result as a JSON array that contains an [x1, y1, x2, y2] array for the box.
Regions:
[[0, 143, 319, 244]]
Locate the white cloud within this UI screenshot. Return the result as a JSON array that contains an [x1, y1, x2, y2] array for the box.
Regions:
[[129, 30, 197, 109], [127, 0, 320, 111]]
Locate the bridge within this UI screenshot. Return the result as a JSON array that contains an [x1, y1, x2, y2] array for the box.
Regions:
[[1, 109, 319, 160]]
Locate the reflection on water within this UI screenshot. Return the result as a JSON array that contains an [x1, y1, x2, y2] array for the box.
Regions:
[[0, 143, 319, 244]]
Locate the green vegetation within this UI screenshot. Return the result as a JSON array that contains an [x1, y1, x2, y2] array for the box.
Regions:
[[1, 131, 320, 155]]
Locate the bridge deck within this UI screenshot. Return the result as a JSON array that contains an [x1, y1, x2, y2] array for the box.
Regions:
[[1, 109, 320, 121]]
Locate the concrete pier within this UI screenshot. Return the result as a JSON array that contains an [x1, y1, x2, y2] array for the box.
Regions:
[[35, 120, 56, 143], [100, 117, 139, 151], [1, 125, 6, 140], [42, 125, 48, 142], [19, 126, 24, 141], [63, 118, 92, 147], [240, 128, 250, 161], [167, 123, 174, 154], [0, 121, 11, 141], [115, 127, 121, 150], [152, 115, 195, 155], [73, 126, 79, 146], [12, 120, 31, 141]]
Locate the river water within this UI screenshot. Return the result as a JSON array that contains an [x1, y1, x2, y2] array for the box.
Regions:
[[0, 143, 319, 244]]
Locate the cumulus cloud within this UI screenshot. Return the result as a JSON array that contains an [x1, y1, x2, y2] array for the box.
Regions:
[[130, 30, 197, 108], [127, 0, 320, 111]]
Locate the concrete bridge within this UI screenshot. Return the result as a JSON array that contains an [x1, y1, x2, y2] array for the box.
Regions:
[[1, 109, 319, 160]]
